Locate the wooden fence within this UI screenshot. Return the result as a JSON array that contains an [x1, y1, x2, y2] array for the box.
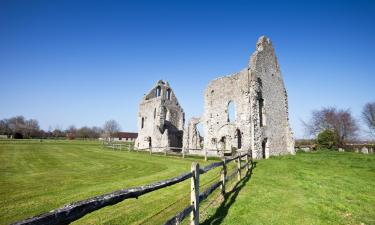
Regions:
[[12, 152, 252, 225], [103, 142, 230, 161]]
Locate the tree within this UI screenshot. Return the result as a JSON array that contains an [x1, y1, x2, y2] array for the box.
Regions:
[[317, 129, 338, 149], [362, 102, 375, 136], [24, 119, 40, 138], [7, 116, 26, 136], [304, 107, 358, 147], [77, 126, 91, 139], [90, 126, 103, 139], [65, 125, 77, 139], [0, 120, 11, 136], [103, 120, 120, 141]]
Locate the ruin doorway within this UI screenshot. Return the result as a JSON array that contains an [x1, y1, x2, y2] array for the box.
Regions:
[[148, 137, 152, 148], [262, 138, 268, 159]]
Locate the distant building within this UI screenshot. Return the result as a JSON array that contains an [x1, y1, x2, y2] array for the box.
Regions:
[[113, 132, 138, 142]]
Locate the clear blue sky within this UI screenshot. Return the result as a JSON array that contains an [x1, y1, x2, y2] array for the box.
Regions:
[[1, 0, 374, 138]]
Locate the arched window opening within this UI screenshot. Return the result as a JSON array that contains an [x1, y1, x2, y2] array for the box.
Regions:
[[167, 89, 171, 100], [141, 117, 145, 129], [154, 108, 156, 119], [156, 86, 161, 97], [227, 101, 236, 122]]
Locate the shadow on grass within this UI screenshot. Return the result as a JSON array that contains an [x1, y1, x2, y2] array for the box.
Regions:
[[201, 162, 257, 225]]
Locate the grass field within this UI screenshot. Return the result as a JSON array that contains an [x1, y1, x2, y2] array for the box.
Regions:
[[1, 140, 374, 225]]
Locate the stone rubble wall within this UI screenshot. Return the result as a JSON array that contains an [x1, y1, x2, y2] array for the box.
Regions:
[[136, 36, 295, 159]]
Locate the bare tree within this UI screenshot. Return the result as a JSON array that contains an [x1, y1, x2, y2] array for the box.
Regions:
[[0, 120, 11, 136], [24, 119, 40, 138], [7, 116, 26, 136], [303, 107, 358, 147], [362, 102, 375, 136], [103, 120, 121, 141]]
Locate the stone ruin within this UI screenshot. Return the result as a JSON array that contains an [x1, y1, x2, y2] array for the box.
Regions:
[[136, 36, 295, 159], [135, 80, 185, 151]]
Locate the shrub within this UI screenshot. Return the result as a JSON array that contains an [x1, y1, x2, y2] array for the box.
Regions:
[[317, 129, 338, 149]]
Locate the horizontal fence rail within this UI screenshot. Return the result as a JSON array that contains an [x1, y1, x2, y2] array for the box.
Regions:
[[103, 142, 240, 161], [12, 152, 253, 225]]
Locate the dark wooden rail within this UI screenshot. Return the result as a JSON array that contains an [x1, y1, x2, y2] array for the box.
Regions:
[[12, 152, 252, 225]]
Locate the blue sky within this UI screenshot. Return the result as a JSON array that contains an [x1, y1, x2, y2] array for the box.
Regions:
[[0, 0, 374, 138]]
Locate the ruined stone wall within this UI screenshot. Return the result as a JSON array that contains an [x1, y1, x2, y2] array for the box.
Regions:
[[249, 36, 295, 158], [203, 69, 252, 152], [135, 80, 184, 150], [136, 36, 294, 159], [183, 117, 203, 150], [196, 36, 294, 159]]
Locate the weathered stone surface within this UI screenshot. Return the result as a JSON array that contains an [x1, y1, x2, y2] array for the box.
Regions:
[[136, 36, 295, 159], [361, 146, 369, 154], [135, 80, 184, 150], [193, 36, 295, 159], [183, 117, 203, 150]]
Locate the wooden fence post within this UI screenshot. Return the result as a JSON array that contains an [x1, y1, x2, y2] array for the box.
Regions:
[[191, 163, 199, 225], [149, 146, 152, 155], [221, 158, 226, 196], [237, 153, 241, 181], [246, 153, 250, 172], [204, 149, 207, 161], [165, 147, 167, 156], [182, 148, 185, 158]]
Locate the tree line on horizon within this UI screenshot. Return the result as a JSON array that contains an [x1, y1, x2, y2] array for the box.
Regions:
[[302, 101, 375, 150], [0, 116, 121, 140]]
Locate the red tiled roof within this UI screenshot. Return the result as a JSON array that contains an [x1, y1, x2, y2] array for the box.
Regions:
[[115, 132, 138, 139]]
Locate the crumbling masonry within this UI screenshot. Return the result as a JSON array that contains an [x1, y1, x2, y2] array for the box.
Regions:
[[135, 80, 184, 150], [136, 36, 295, 159]]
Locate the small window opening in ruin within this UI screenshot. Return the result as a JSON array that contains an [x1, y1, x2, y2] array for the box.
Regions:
[[141, 117, 145, 129], [167, 89, 171, 100], [236, 129, 242, 149], [257, 77, 263, 87], [154, 108, 156, 119], [227, 101, 236, 122], [257, 92, 265, 127], [156, 86, 161, 97]]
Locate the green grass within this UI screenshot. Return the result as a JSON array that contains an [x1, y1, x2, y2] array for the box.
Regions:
[[0, 140, 219, 225], [202, 150, 375, 225], [1, 141, 374, 225]]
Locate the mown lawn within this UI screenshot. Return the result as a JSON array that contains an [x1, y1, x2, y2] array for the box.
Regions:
[[1, 141, 374, 225], [202, 150, 375, 225], [0, 140, 219, 225]]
